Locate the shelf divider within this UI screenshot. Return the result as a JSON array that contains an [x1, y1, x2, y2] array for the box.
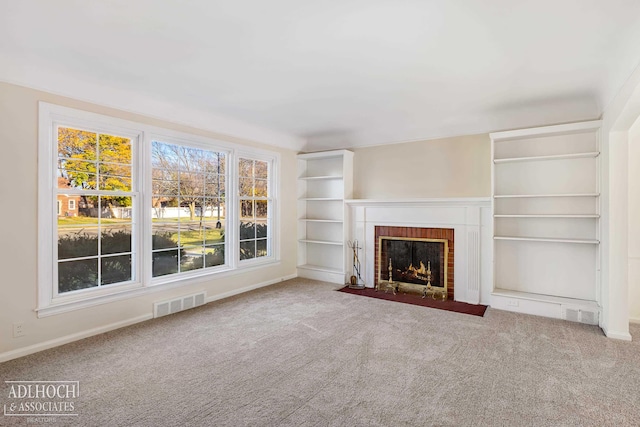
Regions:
[[494, 214, 599, 218], [494, 236, 599, 244], [298, 175, 343, 180], [494, 151, 599, 164], [494, 193, 599, 199], [298, 239, 343, 246]]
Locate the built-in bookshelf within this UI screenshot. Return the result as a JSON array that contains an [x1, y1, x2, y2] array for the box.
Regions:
[[490, 120, 602, 323], [297, 150, 353, 283]]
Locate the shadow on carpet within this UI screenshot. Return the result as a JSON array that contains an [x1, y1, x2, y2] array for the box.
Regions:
[[337, 286, 487, 317]]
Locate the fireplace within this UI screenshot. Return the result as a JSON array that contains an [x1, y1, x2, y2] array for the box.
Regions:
[[374, 226, 454, 300]]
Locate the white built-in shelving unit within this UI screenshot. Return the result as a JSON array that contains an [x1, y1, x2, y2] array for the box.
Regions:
[[490, 120, 602, 324], [297, 150, 353, 283]]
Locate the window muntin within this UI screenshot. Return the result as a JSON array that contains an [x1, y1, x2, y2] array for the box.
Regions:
[[151, 141, 227, 277], [239, 158, 270, 261], [56, 126, 135, 294]]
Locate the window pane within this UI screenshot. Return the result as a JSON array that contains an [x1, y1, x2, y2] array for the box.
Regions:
[[256, 239, 268, 258], [98, 134, 131, 165], [239, 159, 253, 177], [239, 178, 253, 196], [152, 141, 172, 168], [181, 247, 203, 272], [256, 220, 268, 239], [101, 225, 132, 255], [240, 241, 255, 260], [58, 228, 99, 259], [101, 255, 132, 285], [180, 172, 205, 197], [254, 179, 267, 197], [106, 196, 133, 218], [204, 222, 225, 245], [58, 258, 98, 293], [256, 200, 268, 219], [153, 178, 179, 197], [153, 250, 179, 277], [240, 200, 254, 219], [254, 161, 268, 179], [58, 160, 97, 190], [180, 223, 205, 246], [205, 174, 225, 197], [205, 245, 224, 267], [99, 163, 132, 192], [58, 127, 97, 160], [240, 221, 256, 240], [152, 225, 179, 250]]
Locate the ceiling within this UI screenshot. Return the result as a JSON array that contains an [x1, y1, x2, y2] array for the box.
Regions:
[[2, 0, 640, 152]]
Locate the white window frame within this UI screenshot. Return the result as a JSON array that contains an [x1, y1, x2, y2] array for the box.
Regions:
[[237, 150, 279, 267], [68, 199, 76, 210], [38, 103, 280, 317], [57, 200, 62, 216]]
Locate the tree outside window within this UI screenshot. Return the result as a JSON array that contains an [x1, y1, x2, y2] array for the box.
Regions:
[[56, 127, 134, 293], [239, 158, 270, 261], [151, 141, 226, 277]]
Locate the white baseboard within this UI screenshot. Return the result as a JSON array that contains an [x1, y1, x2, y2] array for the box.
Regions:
[[602, 324, 633, 341], [629, 317, 640, 324], [0, 273, 298, 363], [205, 273, 298, 304], [0, 314, 153, 363]]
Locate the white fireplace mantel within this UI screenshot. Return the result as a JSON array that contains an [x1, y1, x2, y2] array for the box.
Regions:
[[344, 198, 492, 305]]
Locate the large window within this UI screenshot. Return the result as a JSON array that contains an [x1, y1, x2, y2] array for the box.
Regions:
[[38, 103, 278, 316], [56, 126, 135, 294], [151, 141, 226, 277]]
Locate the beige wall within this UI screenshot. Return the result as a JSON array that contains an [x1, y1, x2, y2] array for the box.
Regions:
[[0, 82, 298, 358], [352, 134, 491, 199]]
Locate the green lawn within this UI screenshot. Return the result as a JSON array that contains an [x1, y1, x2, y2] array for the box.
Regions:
[[177, 229, 225, 246]]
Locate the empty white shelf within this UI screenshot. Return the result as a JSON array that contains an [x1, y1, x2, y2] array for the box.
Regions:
[[494, 193, 600, 199], [298, 175, 343, 180], [298, 218, 343, 223], [494, 236, 599, 244], [494, 152, 599, 164], [298, 239, 343, 246], [494, 214, 600, 218], [299, 197, 343, 201]]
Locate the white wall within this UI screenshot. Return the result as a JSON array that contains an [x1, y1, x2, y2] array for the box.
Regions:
[[600, 61, 640, 339], [628, 116, 640, 322], [352, 134, 491, 199], [0, 82, 298, 360]]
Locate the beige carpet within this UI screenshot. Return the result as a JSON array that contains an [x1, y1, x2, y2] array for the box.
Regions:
[[1, 278, 639, 426]]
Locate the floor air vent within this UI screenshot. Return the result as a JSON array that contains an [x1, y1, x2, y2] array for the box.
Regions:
[[561, 305, 599, 326], [154, 292, 206, 318]]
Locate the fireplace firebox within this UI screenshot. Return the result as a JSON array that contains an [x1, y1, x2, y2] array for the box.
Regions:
[[374, 226, 454, 300]]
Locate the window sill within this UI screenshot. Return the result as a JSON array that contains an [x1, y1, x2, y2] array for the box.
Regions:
[[36, 259, 281, 318]]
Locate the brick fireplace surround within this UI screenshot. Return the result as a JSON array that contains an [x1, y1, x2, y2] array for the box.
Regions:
[[374, 226, 455, 300]]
